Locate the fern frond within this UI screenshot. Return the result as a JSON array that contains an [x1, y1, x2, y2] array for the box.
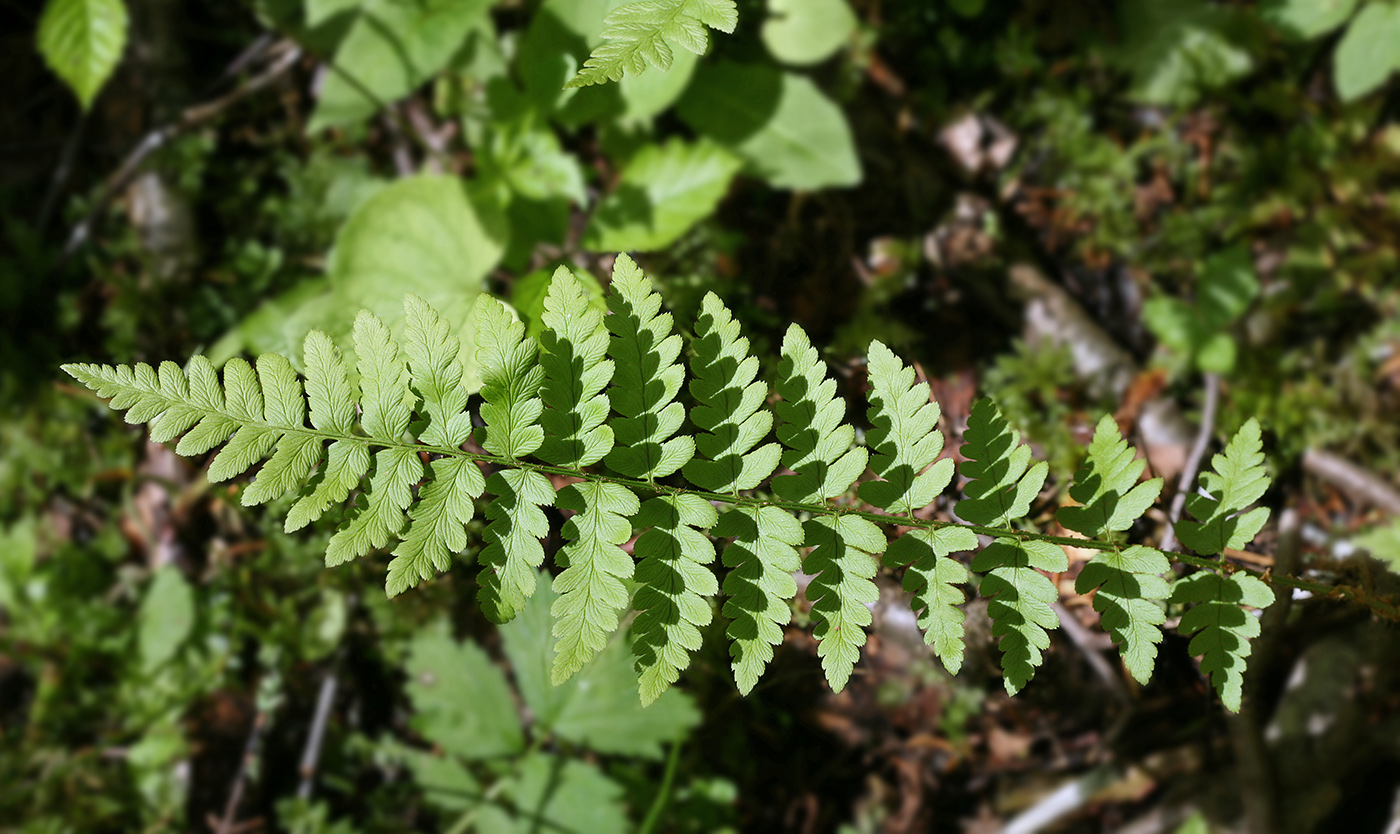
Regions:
[[885, 526, 977, 673], [631, 493, 719, 705], [325, 313, 421, 567], [565, 0, 739, 89], [858, 340, 954, 514], [772, 324, 868, 504], [803, 514, 884, 692], [715, 505, 803, 694], [551, 481, 641, 684], [1060, 415, 1168, 684], [1169, 570, 1274, 711], [474, 295, 553, 623], [1175, 418, 1270, 557], [238, 355, 320, 505], [684, 292, 781, 493], [959, 398, 1063, 695], [539, 267, 615, 468], [403, 293, 473, 449], [605, 254, 695, 480]]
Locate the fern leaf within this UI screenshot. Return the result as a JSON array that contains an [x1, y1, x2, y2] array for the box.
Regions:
[[403, 293, 473, 449], [1176, 419, 1271, 557], [286, 439, 370, 533], [772, 324, 868, 504], [1058, 416, 1168, 684], [803, 514, 884, 692], [631, 493, 719, 705], [288, 330, 369, 532], [605, 254, 695, 480], [325, 312, 421, 566], [858, 340, 954, 514], [715, 505, 804, 694], [474, 295, 545, 460], [959, 398, 1062, 695], [1170, 570, 1274, 711], [474, 295, 553, 623], [539, 267, 615, 468], [551, 480, 641, 684], [565, 0, 739, 88], [174, 356, 238, 455], [885, 526, 977, 673], [479, 468, 555, 623], [684, 292, 780, 493]]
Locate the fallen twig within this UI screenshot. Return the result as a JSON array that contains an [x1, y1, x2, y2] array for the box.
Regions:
[[1161, 372, 1219, 553]]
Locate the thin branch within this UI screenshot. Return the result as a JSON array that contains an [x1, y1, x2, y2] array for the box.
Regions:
[[215, 709, 268, 834], [296, 658, 341, 800], [57, 41, 302, 269], [1161, 372, 1219, 553]]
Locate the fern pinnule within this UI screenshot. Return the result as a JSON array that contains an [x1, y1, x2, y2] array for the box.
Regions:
[[885, 526, 978, 673], [565, 0, 739, 88], [539, 267, 615, 468], [551, 480, 641, 684], [959, 398, 1063, 695], [1175, 418, 1270, 557], [803, 514, 884, 692], [403, 293, 473, 449], [772, 324, 868, 504], [286, 331, 370, 532], [858, 340, 954, 515], [474, 295, 553, 623], [325, 312, 422, 567], [683, 292, 780, 493], [1170, 571, 1273, 712], [631, 494, 719, 705], [1060, 416, 1168, 684], [605, 254, 694, 480], [716, 505, 803, 694], [239, 355, 323, 506]]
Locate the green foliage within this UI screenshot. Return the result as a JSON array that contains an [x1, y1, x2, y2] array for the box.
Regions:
[[65, 260, 1279, 709], [566, 0, 739, 88], [1143, 247, 1260, 374], [37, 0, 128, 109], [1169, 571, 1274, 712]]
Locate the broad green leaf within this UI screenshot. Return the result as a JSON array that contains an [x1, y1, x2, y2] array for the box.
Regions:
[[309, 0, 494, 130], [1356, 519, 1400, 574], [761, 0, 856, 66], [1334, 2, 1400, 101], [584, 138, 742, 252], [480, 120, 587, 205], [502, 572, 701, 757], [405, 620, 524, 758], [513, 754, 629, 833], [677, 61, 862, 190], [37, 0, 129, 109], [138, 566, 194, 673], [1263, 0, 1358, 39], [214, 176, 506, 393]]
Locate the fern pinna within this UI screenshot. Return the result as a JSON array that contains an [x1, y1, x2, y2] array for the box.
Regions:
[[64, 254, 1278, 710]]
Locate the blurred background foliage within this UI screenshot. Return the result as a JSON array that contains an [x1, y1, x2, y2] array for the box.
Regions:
[[4, 0, 1400, 831]]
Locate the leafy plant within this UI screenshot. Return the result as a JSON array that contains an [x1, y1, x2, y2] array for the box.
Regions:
[[36, 0, 129, 109], [566, 0, 739, 88], [65, 254, 1285, 710]]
